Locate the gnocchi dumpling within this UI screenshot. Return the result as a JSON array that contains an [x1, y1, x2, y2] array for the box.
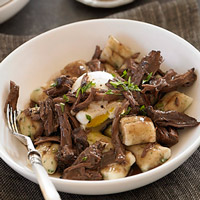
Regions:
[[17, 110, 43, 140], [30, 87, 48, 104], [154, 91, 193, 112], [127, 143, 171, 172], [100, 36, 133, 68], [36, 142, 59, 174], [100, 151, 135, 180], [120, 116, 156, 146]]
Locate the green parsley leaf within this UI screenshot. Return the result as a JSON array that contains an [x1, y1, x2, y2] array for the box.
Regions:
[[111, 73, 116, 77], [110, 78, 141, 92], [121, 106, 132, 116], [160, 158, 167, 163], [60, 103, 65, 113], [128, 84, 141, 92], [139, 105, 146, 115], [82, 156, 88, 161], [105, 89, 114, 95], [76, 81, 96, 98], [121, 70, 127, 78], [86, 114, 92, 122], [76, 87, 81, 98], [81, 81, 96, 94], [128, 76, 131, 87], [142, 72, 153, 84], [63, 94, 69, 102], [50, 80, 58, 87]]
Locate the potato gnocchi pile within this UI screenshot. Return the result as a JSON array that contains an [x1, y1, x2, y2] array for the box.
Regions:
[[7, 35, 199, 180]]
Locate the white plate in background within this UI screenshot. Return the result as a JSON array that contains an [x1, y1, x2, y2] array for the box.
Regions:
[[0, 19, 200, 195], [0, 0, 29, 24], [76, 0, 135, 8]]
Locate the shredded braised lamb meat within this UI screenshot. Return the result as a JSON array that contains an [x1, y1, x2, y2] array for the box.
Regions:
[[4, 81, 19, 113], [62, 141, 104, 180], [156, 126, 179, 147], [146, 106, 199, 128], [39, 97, 59, 136]]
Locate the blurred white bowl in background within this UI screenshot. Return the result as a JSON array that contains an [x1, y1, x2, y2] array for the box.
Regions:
[[76, 0, 135, 8], [0, 0, 29, 24]]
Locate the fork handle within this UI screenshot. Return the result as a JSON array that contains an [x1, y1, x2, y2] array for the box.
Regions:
[[29, 153, 61, 200]]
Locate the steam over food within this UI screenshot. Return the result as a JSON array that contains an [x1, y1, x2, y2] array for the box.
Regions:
[[5, 36, 199, 180]]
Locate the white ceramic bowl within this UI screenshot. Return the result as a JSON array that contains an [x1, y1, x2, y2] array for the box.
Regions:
[[75, 0, 134, 8], [0, 0, 29, 24], [0, 19, 200, 195]]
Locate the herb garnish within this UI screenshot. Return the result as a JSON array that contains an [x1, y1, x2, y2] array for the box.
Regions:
[[63, 94, 69, 102], [105, 89, 114, 95], [82, 156, 88, 161], [121, 70, 127, 79], [121, 106, 132, 116], [160, 158, 167, 163], [60, 103, 65, 112], [76, 81, 96, 97], [139, 105, 146, 115], [50, 80, 58, 87], [142, 72, 153, 84], [86, 114, 92, 122], [110, 77, 141, 92]]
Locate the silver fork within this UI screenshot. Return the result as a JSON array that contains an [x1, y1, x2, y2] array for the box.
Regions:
[[6, 105, 61, 200]]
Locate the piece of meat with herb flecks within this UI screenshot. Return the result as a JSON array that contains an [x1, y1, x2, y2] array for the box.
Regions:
[[62, 141, 104, 180], [45, 75, 74, 98], [4, 81, 19, 113], [39, 97, 58, 136], [112, 99, 130, 163], [55, 103, 77, 169]]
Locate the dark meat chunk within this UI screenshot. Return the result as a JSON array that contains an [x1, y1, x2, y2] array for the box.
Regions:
[[72, 128, 89, 154], [87, 59, 105, 71], [4, 81, 19, 113], [112, 99, 130, 163], [34, 136, 60, 145], [45, 75, 74, 97], [156, 126, 179, 147], [142, 68, 197, 93], [56, 145, 76, 170], [92, 45, 102, 60], [126, 58, 146, 86], [39, 97, 58, 136], [71, 88, 96, 114], [62, 142, 104, 180], [53, 94, 76, 104], [123, 91, 139, 107], [71, 74, 89, 115], [100, 150, 116, 168], [147, 106, 199, 128], [94, 90, 123, 102], [55, 104, 73, 148], [24, 107, 41, 121], [55, 103, 76, 168], [140, 50, 163, 75], [65, 104, 80, 129]]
